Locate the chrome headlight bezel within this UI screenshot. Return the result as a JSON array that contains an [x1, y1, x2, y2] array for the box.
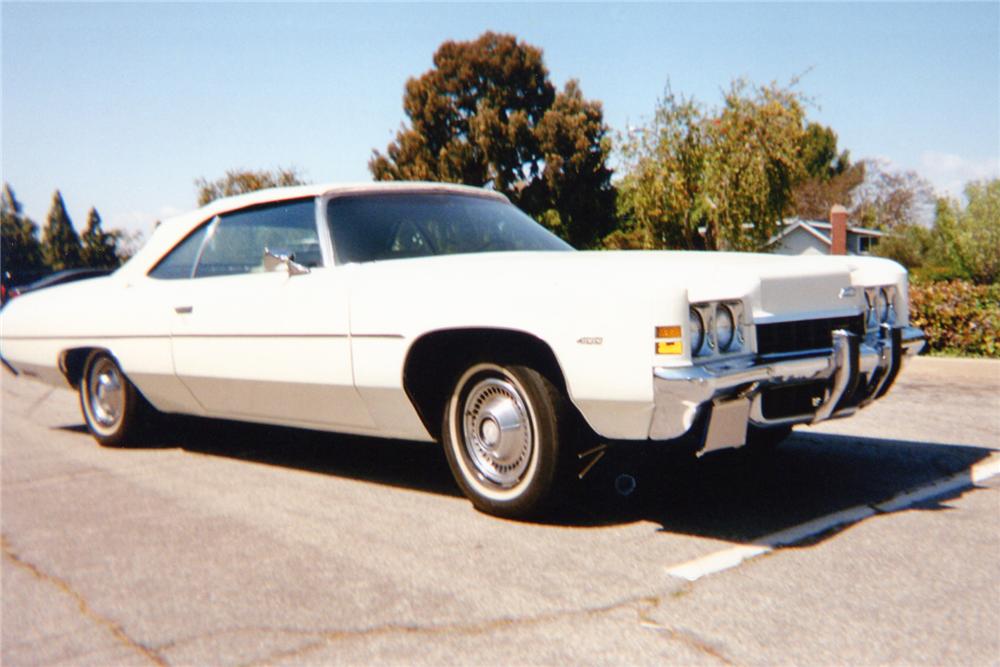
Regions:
[[875, 288, 890, 323], [690, 300, 747, 359], [689, 308, 706, 356], [864, 285, 898, 330], [715, 304, 736, 352]]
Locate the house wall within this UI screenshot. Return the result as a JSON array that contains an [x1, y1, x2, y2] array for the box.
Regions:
[[773, 229, 829, 256], [851, 234, 880, 254]]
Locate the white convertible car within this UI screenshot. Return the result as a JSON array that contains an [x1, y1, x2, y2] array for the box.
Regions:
[[0, 183, 925, 517]]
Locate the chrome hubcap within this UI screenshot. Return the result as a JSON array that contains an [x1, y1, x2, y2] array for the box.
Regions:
[[462, 377, 532, 487], [88, 359, 123, 428]]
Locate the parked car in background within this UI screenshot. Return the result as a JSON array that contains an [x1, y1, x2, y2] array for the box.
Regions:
[[4, 268, 114, 304], [0, 183, 925, 518]]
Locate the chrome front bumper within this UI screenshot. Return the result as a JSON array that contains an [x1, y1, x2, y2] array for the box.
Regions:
[[650, 325, 925, 450]]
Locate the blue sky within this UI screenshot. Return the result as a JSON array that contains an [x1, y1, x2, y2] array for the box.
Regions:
[[3, 2, 998, 240]]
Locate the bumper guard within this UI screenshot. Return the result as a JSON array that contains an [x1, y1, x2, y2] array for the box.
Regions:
[[650, 324, 925, 450]]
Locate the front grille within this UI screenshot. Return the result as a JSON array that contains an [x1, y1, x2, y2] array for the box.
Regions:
[[756, 315, 864, 356], [760, 381, 829, 420]]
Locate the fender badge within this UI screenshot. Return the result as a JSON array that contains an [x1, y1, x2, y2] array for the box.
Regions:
[[839, 287, 857, 298], [577, 337, 603, 346]]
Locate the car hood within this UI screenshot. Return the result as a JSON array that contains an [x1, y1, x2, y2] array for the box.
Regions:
[[349, 249, 903, 320]]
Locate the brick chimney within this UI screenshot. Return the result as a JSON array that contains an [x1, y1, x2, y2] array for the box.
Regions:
[[830, 205, 848, 255]]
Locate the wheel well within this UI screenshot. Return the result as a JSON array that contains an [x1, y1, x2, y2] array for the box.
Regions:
[[403, 329, 568, 441], [59, 347, 102, 389]]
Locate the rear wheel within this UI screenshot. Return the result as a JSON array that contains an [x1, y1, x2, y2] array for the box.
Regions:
[[79, 351, 152, 447], [442, 362, 566, 518]]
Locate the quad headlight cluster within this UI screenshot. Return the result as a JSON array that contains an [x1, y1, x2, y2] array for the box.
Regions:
[[864, 285, 897, 331], [689, 301, 746, 358]]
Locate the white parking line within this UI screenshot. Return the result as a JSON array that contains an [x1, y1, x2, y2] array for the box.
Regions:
[[666, 452, 1000, 582]]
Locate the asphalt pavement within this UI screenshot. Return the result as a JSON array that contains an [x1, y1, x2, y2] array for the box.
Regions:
[[2, 356, 998, 666]]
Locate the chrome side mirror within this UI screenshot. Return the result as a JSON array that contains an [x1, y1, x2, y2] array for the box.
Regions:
[[263, 247, 310, 276]]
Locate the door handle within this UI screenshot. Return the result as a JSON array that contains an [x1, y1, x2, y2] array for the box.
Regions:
[[174, 305, 193, 314]]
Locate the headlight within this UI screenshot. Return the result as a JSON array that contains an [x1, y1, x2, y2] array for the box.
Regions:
[[689, 308, 705, 355], [865, 289, 878, 329], [715, 305, 735, 351], [876, 288, 890, 323]]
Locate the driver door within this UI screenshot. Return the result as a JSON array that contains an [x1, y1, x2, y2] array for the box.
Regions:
[[164, 198, 374, 430]]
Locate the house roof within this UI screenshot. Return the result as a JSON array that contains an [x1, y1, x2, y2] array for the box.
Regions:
[[768, 218, 884, 249]]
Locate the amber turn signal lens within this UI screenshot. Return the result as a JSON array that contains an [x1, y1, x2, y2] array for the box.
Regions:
[[655, 326, 682, 339], [656, 340, 683, 355]]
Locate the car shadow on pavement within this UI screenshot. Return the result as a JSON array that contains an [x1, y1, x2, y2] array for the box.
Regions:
[[157, 416, 464, 498], [555, 430, 996, 540], [61, 417, 996, 543]]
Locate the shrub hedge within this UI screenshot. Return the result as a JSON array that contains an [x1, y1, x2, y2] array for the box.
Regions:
[[908, 279, 999, 357]]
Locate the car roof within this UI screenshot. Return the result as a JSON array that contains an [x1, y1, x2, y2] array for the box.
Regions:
[[116, 182, 508, 280], [23, 268, 111, 288]]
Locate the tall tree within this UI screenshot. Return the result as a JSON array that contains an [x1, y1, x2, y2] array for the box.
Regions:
[[613, 80, 806, 251], [42, 190, 82, 271], [791, 123, 865, 219], [195, 167, 305, 206], [370, 32, 615, 248], [80, 207, 122, 268], [799, 122, 850, 180], [791, 162, 866, 220], [1, 183, 46, 279], [700, 80, 806, 250], [530, 80, 617, 247], [611, 87, 707, 249], [851, 159, 934, 230]]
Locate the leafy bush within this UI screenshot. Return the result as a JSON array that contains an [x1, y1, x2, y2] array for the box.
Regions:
[[932, 180, 1000, 285], [873, 223, 933, 269], [909, 279, 1000, 357]]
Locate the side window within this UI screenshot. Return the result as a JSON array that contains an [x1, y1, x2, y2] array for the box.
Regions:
[[148, 223, 211, 280], [194, 199, 320, 278]]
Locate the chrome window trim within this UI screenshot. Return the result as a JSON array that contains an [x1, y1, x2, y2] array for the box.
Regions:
[[189, 199, 322, 279], [190, 215, 222, 279], [315, 195, 337, 268]]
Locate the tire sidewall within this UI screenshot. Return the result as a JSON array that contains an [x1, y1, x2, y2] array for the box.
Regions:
[[80, 351, 134, 447], [443, 363, 560, 517]]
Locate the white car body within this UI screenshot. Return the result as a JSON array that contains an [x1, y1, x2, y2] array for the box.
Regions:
[[0, 182, 925, 516]]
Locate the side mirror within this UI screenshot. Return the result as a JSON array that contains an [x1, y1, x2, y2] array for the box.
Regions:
[[263, 247, 310, 276]]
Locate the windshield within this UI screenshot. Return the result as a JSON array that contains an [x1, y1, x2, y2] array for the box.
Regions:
[[325, 192, 573, 264]]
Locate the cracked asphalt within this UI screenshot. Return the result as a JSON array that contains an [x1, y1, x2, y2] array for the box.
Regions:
[[2, 356, 998, 666]]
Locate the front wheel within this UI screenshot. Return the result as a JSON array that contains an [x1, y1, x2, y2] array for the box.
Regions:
[[79, 350, 152, 447], [442, 362, 565, 519]]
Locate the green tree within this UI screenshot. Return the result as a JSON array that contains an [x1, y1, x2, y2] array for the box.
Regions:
[[530, 80, 617, 247], [614, 79, 806, 251], [80, 207, 122, 268], [370, 31, 615, 248], [701, 80, 806, 250], [799, 122, 850, 181], [790, 123, 865, 219], [195, 167, 305, 206], [42, 190, 82, 271], [1, 183, 46, 278], [933, 179, 1000, 284], [612, 87, 707, 249]]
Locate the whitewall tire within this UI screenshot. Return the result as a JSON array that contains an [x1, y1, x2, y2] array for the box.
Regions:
[[442, 362, 565, 518]]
